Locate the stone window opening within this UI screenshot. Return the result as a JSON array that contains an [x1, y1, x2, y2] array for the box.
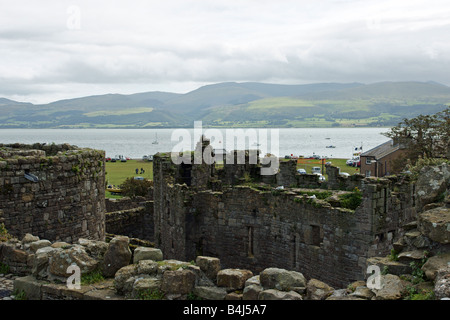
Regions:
[[311, 225, 322, 247], [292, 234, 299, 269], [375, 233, 384, 242], [247, 226, 254, 258], [180, 163, 192, 186]]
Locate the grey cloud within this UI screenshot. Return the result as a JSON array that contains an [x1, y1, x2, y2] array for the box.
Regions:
[[1, 0, 450, 103]]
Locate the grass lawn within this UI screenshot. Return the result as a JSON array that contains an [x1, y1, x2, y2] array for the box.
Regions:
[[105, 159, 153, 187], [295, 158, 361, 179]]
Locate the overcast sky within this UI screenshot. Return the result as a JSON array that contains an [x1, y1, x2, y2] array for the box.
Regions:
[[1, 0, 450, 104]]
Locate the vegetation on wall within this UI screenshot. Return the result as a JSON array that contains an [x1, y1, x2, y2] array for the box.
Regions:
[[338, 187, 363, 210]]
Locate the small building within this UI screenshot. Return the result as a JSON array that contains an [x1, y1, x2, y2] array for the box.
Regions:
[[360, 140, 405, 177]]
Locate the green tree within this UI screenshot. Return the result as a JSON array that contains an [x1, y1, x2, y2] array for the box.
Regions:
[[382, 106, 449, 170]]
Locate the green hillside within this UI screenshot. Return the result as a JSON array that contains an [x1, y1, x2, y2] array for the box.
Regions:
[[0, 81, 449, 128]]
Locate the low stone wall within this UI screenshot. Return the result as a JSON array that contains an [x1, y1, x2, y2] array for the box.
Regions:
[[105, 196, 150, 212], [105, 201, 154, 241]]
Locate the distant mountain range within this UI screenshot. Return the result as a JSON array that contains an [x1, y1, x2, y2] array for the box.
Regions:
[[1, 81, 449, 128]]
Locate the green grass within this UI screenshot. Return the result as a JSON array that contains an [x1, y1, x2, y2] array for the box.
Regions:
[[0, 262, 10, 274], [84, 107, 154, 117], [81, 270, 105, 285], [105, 159, 153, 198], [296, 158, 361, 179], [246, 97, 315, 109]]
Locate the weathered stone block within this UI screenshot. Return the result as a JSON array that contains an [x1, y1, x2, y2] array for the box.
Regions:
[[366, 256, 412, 276], [32, 246, 57, 279], [48, 246, 98, 278], [114, 264, 138, 294], [101, 236, 132, 278], [418, 207, 450, 244], [434, 266, 450, 300], [259, 267, 306, 292], [136, 259, 159, 275], [258, 289, 302, 300], [78, 238, 108, 260], [193, 286, 228, 300], [30, 240, 52, 253], [349, 286, 375, 300], [243, 284, 262, 300], [132, 277, 162, 298], [196, 256, 221, 281], [306, 279, 334, 300], [374, 274, 408, 300], [217, 269, 253, 291], [161, 269, 196, 295], [133, 247, 163, 263], [421, 253, 450, 281], [13, 276, 43, 300], [22, 233, 39, 244]]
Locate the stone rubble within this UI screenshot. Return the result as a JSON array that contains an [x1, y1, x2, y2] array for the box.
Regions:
[[0, 230, 448, 300], [0, 273, 17, 300], [0, 162, 449, 300]]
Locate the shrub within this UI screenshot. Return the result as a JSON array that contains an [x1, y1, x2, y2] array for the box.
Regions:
[[0, 223, 12, 242], [339, 187, 362, 210], [120, 177, 153, 198]]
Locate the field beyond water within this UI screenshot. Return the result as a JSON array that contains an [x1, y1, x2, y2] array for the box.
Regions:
[[105, 157, 358, 198]]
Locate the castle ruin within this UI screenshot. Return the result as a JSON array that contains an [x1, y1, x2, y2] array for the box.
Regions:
[[1, 138, 444, 289], [0, 143, 106, 243], [153, 137, 417, 287]]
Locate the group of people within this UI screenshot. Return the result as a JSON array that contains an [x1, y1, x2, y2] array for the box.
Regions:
[[135, 168, 145, 174]]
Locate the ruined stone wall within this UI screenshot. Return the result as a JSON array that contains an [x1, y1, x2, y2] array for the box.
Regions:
[[0, 143, 105, 243], [105, 196, 149, 212], [152, 149, 418, 288], [155, 183, 417, 287], [105, 201, 154, 241]]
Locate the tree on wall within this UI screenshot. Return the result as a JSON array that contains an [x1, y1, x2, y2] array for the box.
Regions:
[[383, 106, 449, 171]]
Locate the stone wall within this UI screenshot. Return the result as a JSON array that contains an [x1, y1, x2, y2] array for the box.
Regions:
[[156, 182, 417, 287], [0, 143, 106, 243], [152, 139, 418, 288], [105, 201, 154, 241]]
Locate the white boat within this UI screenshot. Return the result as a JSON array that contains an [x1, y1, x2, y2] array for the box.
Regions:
[[152, 133, 159, 144]]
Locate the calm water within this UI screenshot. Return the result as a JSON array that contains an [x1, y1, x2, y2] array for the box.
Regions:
[[0, 128, 390, 159]]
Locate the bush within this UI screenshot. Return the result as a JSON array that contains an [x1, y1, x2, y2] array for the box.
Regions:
[[339, 187, 363, 210], [120, 177, 153, 198], [0, 223, 12, 242]]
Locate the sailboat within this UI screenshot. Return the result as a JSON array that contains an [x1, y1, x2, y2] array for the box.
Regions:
[[152, 133, 159, 144]]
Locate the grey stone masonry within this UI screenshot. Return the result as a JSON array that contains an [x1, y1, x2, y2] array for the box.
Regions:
[[0, 143, 106, 243]]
